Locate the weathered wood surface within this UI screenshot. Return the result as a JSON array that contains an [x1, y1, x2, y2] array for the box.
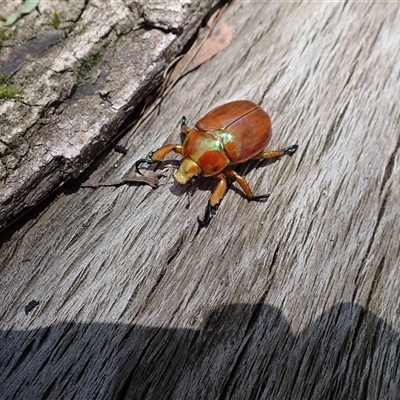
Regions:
[[0, 0, 217, 229], [1, 2, 400, 399]]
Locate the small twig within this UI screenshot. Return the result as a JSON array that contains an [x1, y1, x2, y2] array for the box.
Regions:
[[81, 173, 159, 189], [163, 54, 184, 80]]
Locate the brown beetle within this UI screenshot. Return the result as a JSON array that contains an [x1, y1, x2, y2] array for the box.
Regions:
[[136, 100, 298, 226]]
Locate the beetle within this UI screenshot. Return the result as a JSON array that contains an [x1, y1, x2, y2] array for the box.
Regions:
[[135, 100, 298, 227]]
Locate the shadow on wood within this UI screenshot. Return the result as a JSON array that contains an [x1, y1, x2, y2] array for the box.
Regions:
[[1, 302, 399, 399]]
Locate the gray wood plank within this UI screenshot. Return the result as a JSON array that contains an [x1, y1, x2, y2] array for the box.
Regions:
[[1, 2, 399, 399]]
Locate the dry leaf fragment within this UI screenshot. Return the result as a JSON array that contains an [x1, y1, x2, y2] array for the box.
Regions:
[[168, 22, 233, 85], [185, 23, 233, 73]]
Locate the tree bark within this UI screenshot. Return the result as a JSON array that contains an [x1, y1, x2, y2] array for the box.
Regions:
[[0, 0, 217, 229]]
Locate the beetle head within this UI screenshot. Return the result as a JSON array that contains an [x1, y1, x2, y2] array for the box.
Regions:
[[173, 157, 202, 185]]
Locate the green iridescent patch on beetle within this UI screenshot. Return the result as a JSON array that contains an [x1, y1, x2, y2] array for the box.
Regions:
[[215, 129, 234, 144]]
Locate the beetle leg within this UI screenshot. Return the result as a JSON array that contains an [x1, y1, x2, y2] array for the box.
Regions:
[[198, 203, 214, 227], [135, 144, 183, 175], [282, 144, 298, 156], [198, 173, 228, 227], [151, 144, 183, 160], [181, 116, 191, 136], [253, 144, 298, 160], [135, 158, 157, 175], [226, 169, 270, 202]]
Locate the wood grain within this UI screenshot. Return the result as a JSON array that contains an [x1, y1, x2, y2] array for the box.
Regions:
[[1, 2, 399, 399]]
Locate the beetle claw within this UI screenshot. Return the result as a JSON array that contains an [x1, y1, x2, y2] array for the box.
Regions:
[[250, 194, 270, 202], [197, 203, 215, 227], [283, 144, 298, 156], [181, 116, 187, 128], [135, 158, 156, 175]]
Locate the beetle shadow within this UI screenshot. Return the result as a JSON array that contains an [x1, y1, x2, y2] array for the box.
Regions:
[[229, 156, 287, 199], [164, 155, 289, 204]]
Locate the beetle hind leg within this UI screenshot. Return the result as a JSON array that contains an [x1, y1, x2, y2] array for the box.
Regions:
[[226, 169, 270, 202], [254, 144, 298, 160], [282, 144, 298, 156]]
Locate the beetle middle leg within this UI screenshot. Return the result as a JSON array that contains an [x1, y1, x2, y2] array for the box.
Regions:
[[226, 169, 270, 202], [198, 173, 228, 227], [135, 144, 183, 175]]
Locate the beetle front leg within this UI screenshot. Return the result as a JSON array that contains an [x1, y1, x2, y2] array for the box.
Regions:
[[226, 169, 270, 202], [135, 144, 183, 175], [198, 173, 228, 227]]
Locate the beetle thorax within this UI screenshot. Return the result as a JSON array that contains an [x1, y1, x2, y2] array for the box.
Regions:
[[180, 129, 230, 178]]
